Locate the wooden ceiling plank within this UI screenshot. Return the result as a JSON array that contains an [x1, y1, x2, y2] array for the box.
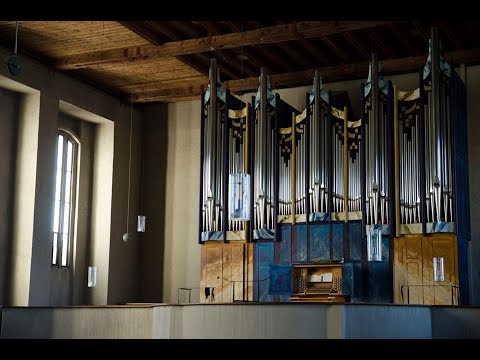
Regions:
[[56, 21, 393, 70], [118, 21, 165, 45]]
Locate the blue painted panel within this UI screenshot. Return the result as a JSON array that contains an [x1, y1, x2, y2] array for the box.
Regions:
[[332, 223, 344, 261], [342, 262, 353, 297], [257, 242, 274, 264], [296, 225, 308, 262], [279, 226, 291, 264], [350, 262, 364, 303], [255, 242, 275, 302], [367, 235, 391, 303], [309, 224, 330, 261], [258, 264, 273, 302], [381, 235, 390, 263], [349, 222, 362, 261], [268, 264, 292, 295], [368, 261, 390, 303]]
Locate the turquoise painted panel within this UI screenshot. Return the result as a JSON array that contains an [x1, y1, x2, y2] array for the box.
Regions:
[[309, 224, 330, 261], [296, 225, 308, 262], [332, 223, 344, 261], [349, 222, 362, 261], [279, 226, 291, 264]]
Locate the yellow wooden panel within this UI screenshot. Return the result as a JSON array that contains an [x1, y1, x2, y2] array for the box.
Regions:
[[406, 236, 422, 260], [393, 233, 459, 305], [205, 246, 222, 303], [421, 236, 434, 305], [200, 243, 254, 303], [220, 244, 231, 303], [432, 234, 456, 305], [246, 244, 254, 302], [200, 246, 207, 303], [393, 237, 408, 303]]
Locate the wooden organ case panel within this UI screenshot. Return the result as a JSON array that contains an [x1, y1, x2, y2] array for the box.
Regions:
[[393, 234, 459, 305], [200, 242, 254, 303], [393, 28, 468, 305]]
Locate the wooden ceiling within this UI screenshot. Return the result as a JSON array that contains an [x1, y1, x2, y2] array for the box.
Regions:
[[1, 21, 480, 104]]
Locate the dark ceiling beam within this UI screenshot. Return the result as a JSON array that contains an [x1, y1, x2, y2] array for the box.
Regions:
[[175, 21, 257, 78], [320, 35, 349, 62], [438, 21, 464, 49], [118, 21, 209, 78], [150, 21, 239, 80], [201, 21, 273, 75], [130, 47, 480, 103], [297, 37, 330, 65], [412, 21, 431, 42], [372, 31, 398, 59], [389, 24, 419, 56], [343, 31, 370, 59], [56, 21, 393, 70], [275, 42, 314, 70]]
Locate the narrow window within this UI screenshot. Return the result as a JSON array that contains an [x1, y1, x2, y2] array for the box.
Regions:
[[52, 131, 78, 267]]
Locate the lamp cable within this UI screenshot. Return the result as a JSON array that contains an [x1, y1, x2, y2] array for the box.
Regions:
[[125, 93, 133, 237]]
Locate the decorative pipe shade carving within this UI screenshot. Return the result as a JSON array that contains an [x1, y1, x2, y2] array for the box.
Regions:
[[229, 173, 250, 221], [434, 257, 445, 282], [367, 228, 382, 262]]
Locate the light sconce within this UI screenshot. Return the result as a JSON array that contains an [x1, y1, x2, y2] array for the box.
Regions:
[[367, 228, 382, 262], [87, 266, 97, 288], [229, 173, 250, 220], [433, 257, 445, 282], [137, 130, 146, 233]]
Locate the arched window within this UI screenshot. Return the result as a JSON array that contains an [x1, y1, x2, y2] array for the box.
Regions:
[[52, 130, 79, 267]]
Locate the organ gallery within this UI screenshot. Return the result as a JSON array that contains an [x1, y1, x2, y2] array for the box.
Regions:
[[198, 27, 470, 305]]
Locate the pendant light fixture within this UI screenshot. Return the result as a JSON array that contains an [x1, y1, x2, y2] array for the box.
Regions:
[[137, 129, 146, 233], [123, 93, 134, 242], [5, 21, 22, 77]]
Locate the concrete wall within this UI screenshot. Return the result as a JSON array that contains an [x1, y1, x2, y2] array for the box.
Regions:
[[10, 92, 40, 306], [140, 104, 168, 303], [0, 45, 143, 306], [162, 101, 202, 303], [432, 307, 480, 338], [0, 88, 19, 305], [466, 66, 480, 305], [0, 306, 155, 339], [72, 119, 94, 305], [343, 304, 432, 339], [3, 303, 477, 339]]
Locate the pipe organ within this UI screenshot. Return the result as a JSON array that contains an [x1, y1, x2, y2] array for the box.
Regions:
[[251, 69, 277, 240], [308, 72, 331, 219], [275, 87, 301, 228], [199, 27, 470, 305], [199, 58, 250, 243]]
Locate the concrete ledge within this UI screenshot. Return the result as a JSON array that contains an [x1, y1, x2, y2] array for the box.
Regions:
[[1, 303, 479, 339]]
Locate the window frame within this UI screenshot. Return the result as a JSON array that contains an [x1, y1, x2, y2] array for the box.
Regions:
[[51, 129, 79, 268]]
